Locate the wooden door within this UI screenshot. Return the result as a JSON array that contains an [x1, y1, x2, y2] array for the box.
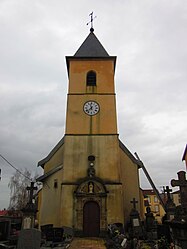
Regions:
[[83, 201, 100, 237]]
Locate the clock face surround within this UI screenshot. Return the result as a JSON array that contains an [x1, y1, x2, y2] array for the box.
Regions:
[[83, 101, 100, 116]]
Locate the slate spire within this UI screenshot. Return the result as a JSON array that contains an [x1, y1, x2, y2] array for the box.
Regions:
[[74, 30, 109, 57]]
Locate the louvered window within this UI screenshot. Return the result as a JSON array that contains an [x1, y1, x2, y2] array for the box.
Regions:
[[86, 71, 96, 86]]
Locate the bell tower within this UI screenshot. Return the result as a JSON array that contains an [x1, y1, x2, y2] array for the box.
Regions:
[[65, 30, 117, 135]]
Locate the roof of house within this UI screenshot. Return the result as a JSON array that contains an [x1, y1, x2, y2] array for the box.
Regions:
[[172, 190, 180, 194], [142, 189, 156, 195], [0, 210, 8, 216]]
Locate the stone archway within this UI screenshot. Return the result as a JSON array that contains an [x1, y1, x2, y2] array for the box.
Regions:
[[83, 201, 100, 237], [74, 178, 108, 237]]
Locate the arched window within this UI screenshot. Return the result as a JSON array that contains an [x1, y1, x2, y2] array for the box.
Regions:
[[86, 71, 96, 86]]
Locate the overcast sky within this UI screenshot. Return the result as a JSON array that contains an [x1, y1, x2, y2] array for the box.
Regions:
[[0, 0, 187, 209]]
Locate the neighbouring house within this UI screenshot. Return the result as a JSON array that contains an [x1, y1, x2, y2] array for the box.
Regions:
[[142, 189, 165, 223], [0, 209, 8, 216]]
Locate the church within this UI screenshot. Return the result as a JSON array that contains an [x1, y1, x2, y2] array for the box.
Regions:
[[37, 26, 142, 237]]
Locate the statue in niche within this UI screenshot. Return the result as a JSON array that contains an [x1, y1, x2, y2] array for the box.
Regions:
[[87, 167, 95, 177], [88, 182, 94, 193]]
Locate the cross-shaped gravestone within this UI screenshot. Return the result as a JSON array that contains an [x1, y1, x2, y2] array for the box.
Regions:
[[130, 198, 138, 210], [171, 171, 187, 209], [26, 182, 37, 204], [164, 186, 172, 201]]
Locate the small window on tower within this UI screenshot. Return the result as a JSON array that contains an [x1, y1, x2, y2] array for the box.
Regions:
[[86, 71, 96, 86]]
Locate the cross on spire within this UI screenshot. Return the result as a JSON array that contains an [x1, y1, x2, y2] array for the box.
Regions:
[[87, 12, 96, 33], [26, 182, 38, 204], [130, 198, 138, 210]]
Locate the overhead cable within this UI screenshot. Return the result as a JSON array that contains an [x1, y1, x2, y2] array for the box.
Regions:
[[0, 154, 32, 181]]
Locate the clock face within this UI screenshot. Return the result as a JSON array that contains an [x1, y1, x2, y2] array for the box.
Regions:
[[83, 101, 100, 116]]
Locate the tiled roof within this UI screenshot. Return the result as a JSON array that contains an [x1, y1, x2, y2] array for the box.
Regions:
[[142, 189, 156, 195], [0, 210, 8, 216], [172, 190, 180, 194]]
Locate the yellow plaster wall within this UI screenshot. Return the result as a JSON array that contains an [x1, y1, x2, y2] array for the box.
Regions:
[[60, 185, 75, 227], [39, 169, 63, 227], [119, 148, 141, 225], [36, 189, 42, 225], [39, 135, 122, 227], [62, 135, 120, 182], [59, 135, 124, 227], [60, 185, 125, 227], [44, 145, 64, 173], [107, 185, 124, 224], [38, 138, 142, 228], [38, 143, 65, 227], [66, 59, 117, 135], [66, 94, 117, 135], [68, 60, 115, 94]]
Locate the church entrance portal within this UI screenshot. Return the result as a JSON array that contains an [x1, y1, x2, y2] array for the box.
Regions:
[[83, 201, 100, 237], [74, 178, 107, 236]]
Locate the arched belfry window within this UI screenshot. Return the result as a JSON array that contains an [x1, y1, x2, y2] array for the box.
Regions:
[[86, 71, 96, 86]]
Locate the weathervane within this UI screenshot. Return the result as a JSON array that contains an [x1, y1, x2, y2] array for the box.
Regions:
[[87, 12, 96, 32]]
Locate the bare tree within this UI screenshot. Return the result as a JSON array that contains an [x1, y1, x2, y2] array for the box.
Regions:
[[8, 168, 32, 210]]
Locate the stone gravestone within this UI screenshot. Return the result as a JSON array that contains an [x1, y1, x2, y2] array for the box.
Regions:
[[22, 217, 32, 229], [0, 219, 11, 241], [128, 198, 144, 239], [164, 186, 176, 221], [157, 186, 175, 245], [171, 171, 187, 210], [17, 228, 41, 249], [169, 171, 187, 249], [21, 182, 38, 230], [62, 226, 73, 242], [40, 224, 53, 240], [145, 206, 157, 240]]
